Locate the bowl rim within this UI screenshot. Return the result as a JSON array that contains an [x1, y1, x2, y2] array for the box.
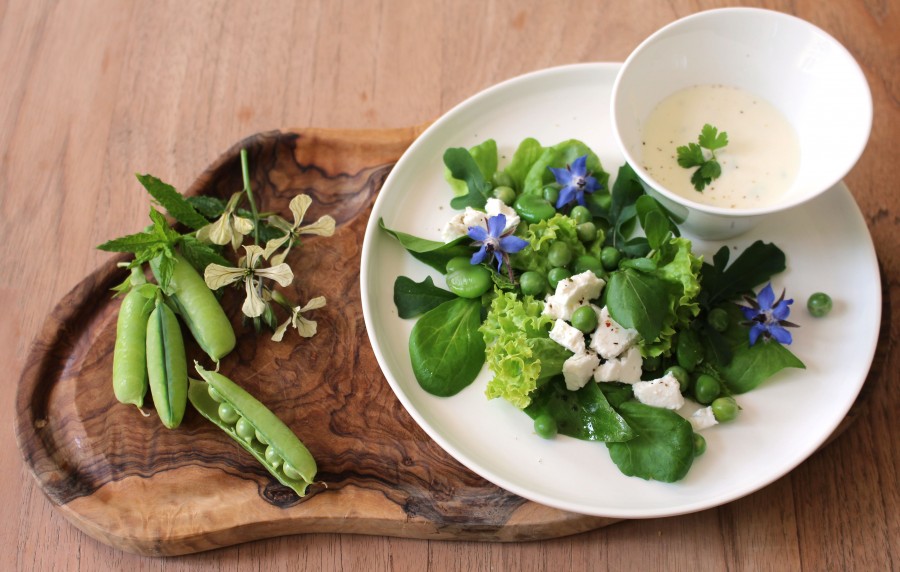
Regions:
[[610, 6, 873, 219]]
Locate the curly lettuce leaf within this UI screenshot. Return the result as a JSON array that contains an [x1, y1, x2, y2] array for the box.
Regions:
[[480, 291, 567, 409], [510, 214, 586, 275]]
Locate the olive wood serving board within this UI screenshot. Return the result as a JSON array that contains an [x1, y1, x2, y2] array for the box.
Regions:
[[15, 128, 884, 557]]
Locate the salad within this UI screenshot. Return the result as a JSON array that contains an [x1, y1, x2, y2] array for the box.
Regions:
[[381, 137, 805, 482]]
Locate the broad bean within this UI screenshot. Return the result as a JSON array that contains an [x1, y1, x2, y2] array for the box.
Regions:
[[514, 194, 556, 223], [445, 265, 492, 299], [189, 366, 317, 496]]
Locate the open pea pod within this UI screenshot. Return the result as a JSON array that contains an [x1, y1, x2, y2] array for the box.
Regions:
[[189, 366, 317, 497]]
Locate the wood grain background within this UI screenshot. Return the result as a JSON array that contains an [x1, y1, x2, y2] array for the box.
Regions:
[[2, 0, 897, 570]]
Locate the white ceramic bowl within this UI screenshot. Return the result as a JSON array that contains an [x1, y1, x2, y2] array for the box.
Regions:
[[610, 7, 872, 239]]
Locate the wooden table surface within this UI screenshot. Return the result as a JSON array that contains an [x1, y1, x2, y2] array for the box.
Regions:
[[3, 0, 897, 570]]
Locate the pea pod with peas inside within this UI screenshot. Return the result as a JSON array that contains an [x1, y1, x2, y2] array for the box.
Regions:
[[146, 294, 188, 429], [112, 281, 156, 408], [189, 365, 317, 497], [151, 253, 236, 362]]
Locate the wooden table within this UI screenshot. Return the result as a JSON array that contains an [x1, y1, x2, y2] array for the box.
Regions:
[[3, 1, 897, 569]]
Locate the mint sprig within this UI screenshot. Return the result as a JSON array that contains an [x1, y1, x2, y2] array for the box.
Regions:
[[676, 124, 728, 192]]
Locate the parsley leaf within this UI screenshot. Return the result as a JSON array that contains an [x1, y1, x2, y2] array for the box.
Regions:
[[676, 123, 728, 192]]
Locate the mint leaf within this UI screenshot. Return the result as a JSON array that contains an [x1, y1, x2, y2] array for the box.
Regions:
[[179, 235, 230, 274], [676, 143, 705, 168], [186, 195, 226, 219], [393, 275, 457, 319], [699, 123, 728, 151], [136, 173, 209, 230], [97, 231, 162, 253]]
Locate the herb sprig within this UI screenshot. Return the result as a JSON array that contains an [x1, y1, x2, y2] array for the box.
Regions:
[[676, 124, 728, 192]]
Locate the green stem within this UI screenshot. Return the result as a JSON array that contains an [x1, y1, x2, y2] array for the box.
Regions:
[[240, 148, 261, 245]]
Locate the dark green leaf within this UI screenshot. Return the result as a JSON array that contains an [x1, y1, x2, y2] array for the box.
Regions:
[[393, 275, 457, 319], [136, 173, 209, 230], [720, 335, 805, 393], [699, 160, 721, 180], [620, 236, 651, 258], [379, 218, 473, 273], [712, 245, 730, 271], [409, 298, 485, 396], [700, 241, 787, 308], [179, 236, 230, 274], [97, 231, 162, 253], [599, 383, 634, 409], [524, 378, 635, 442], [606, 401, 695, 482], [186, 195, 226, 219], [444, 147, 492, 209], [152, 253, 176, 293], [605, 268, 669, 341], [690, 168, 710, 192]]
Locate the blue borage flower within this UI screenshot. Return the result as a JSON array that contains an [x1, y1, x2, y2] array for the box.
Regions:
[[739, 282, 799, 345], [467, 213, 528, 279], [549, 155, 601, 209]]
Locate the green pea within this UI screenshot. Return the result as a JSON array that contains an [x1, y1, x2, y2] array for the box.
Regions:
[[576, 222, 597, 243], [547, 267, 571, 290], [600, 246, 621, 271], [492, 171, 514, 189], [208, 385, 225, 403], [445, 256, 472, 274], [519, 271, 548, 297], [807, 292, 833, 317], [265, 445, 283, 468], [282, 462, 303, 481], [492, 185, 516, 205], [676, 329, 703, 372], [548, 241, 573, 267], [534, 413, 557, 439], [218, 402, 240, 425], [571, 305, 598, 333], [542, 185, 560, 205], [711, 396, 740, 422], [569, 205, 592, 225], [445, 265, 492, 299], [152, 253, 236, 362], [693, 374, 721, 405], [707, 308, 730, 332], [112, 284, 153, 408], [693, 433, 707, 457], [190, 366, 317, 496], [235, 417, 256, 441], [515, 193, 556, 223], [146, 299, 188, 429], [573, 255, 605, 279], [664, 365, 690, 392]]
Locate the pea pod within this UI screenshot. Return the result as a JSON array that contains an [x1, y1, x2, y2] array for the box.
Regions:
[[112, 283, 155, 407], [146, 298, 188, 428], [152, 253, 236, 362], [190, 366, 317, 496]]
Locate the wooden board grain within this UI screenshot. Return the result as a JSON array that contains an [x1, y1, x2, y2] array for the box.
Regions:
[[14, 128, 617, 557]]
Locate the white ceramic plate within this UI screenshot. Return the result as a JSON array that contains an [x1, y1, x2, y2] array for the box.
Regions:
[[359, 63, 881, 518]]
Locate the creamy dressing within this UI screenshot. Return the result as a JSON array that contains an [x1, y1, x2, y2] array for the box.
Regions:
[[641, 84, 800, 209]]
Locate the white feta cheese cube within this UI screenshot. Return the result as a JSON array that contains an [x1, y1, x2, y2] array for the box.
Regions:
[[484, 198, 520, 232], [593, 346, 643, 384], [563, 351, 600, 391], [440, 207, 489, 242], [589, 305, 640, 359], [690, 406, 719, 431], [632, 373, 685, 410], [549, 319, 586, 354], [542, 271, 606, 321]]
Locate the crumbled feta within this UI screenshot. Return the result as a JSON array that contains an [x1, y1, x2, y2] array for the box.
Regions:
[[543, 271, 606, 321], [549, 319, 586, 354], [440, 198, 519, 242], [484, 198, 520, 231], [563, 351, 600, 391], [589, 305, 640, 359], [690, 406, 719, 431], [632, 373, 685, 410], [593, 346, 642, 384]]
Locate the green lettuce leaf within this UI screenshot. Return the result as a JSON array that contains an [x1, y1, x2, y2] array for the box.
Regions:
[[521, 139, 610, 197], [443, 139, 498, 198], [510, 214, 586, 275], [606, 401, 695, 482], [502, 137, 545, 192], [480, 291, 565, 409]]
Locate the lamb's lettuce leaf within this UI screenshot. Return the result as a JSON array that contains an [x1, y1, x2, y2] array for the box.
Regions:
[[606, 401, 695, 482], [525, 378, 635, 442]]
